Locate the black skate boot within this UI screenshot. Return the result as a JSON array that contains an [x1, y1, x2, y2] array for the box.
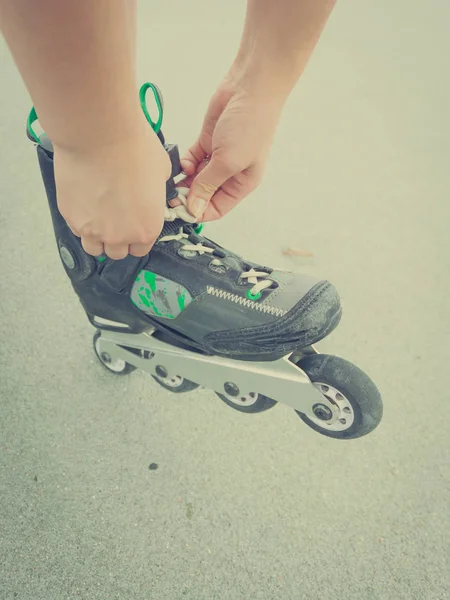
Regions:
[[27, 84, 384, 440], [28, 84, 341, 362]]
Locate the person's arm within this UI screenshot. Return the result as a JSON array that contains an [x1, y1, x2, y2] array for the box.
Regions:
[[0, 1, 169, 260], [235, 0, 336, 102], [182, 0, 336, 220], [0, 0, 140, 148]]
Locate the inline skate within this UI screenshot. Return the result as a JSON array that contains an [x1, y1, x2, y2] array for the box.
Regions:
[[27, 83, 382, 439]]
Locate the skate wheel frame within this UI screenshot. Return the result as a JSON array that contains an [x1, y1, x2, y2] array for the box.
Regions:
[[93, 330, 331, 420]]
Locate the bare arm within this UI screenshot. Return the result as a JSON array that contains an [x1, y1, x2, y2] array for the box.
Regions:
[[0, 1, 170, 260], [0, 0, 141, 149], [235, 0, 336, 102], [183, 0, 336, 219]]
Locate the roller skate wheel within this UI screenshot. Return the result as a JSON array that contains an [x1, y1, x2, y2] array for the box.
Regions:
[[221, 384, 259, 407], [309, 382, 355, 431], [154, 371, 184, 389], [295, 354, 382, 439], [216, 384, 277, 414], [151, 367, 199, 394], [93, 331, 136, 375]]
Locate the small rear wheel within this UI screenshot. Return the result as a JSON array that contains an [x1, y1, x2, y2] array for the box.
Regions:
[[93, 330, 136, 376], [296, 354, 382, 439]]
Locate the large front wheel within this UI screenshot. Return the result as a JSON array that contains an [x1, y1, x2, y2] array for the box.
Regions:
[[296, 354, 382, 439]]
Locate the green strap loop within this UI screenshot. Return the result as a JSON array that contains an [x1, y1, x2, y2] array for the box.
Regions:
[[27, 106, 40, 143], [139, 82, 164, 134], [27, 82, 164, 144]]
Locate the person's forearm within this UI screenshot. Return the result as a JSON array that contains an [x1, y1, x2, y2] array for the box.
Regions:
[[234, 0, 336, 101], [0, 0, 139, 149]]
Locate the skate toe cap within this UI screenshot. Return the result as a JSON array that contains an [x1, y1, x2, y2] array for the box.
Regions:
[[204, 279, 342, 358]]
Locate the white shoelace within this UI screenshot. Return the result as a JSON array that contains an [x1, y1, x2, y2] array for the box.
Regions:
[[163, 187, 197, 224], [160, 189, 273, 297]]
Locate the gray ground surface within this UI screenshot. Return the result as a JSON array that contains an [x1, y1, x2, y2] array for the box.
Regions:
[[1, 1, 449, 599]]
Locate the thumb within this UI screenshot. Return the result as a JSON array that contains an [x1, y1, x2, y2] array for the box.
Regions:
[[187, 155, 234, 219]]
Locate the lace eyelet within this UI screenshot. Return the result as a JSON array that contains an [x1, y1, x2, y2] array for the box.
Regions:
[[247, 290, 262, 301], [193, 223, 204, 234]]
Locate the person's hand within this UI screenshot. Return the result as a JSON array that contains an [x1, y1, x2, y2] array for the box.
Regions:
[[180, 75, 283, 222], [54, 124, 171, 260]]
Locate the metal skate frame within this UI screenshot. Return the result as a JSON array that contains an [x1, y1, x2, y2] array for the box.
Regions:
[[96, 328, 337, 420]]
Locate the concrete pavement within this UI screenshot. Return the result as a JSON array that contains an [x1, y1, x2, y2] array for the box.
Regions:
[[1, 1, 449, 598]]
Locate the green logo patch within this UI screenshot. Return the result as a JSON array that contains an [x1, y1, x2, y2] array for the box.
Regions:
[[131, 270, 191, 319]]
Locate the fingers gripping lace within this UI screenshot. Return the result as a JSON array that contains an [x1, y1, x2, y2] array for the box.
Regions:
[[160, 189, 273, 297], [163, 188, 197, 223]]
